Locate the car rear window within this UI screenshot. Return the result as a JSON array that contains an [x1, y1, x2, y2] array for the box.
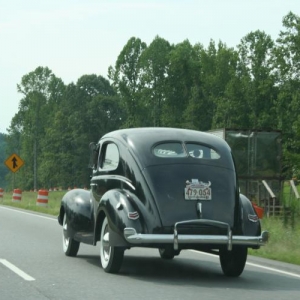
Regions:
[[153, 143, 186, 157], [153, 142, 220, 159], [186, 143, 220, 159]]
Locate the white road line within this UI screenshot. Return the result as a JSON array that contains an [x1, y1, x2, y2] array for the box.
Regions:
[[2, 205, 300, 279], [246, 262, 300, 279], [190, 250, 300, 279], [0, 259, 35, 281], [0, 205, 56, 221]]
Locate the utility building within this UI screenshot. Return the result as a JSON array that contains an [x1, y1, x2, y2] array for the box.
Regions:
[[209, 129, 282, 215]]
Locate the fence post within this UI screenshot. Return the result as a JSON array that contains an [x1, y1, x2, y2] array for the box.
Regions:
[[262, 180, 276, 217], [290, 180, 300, 199]]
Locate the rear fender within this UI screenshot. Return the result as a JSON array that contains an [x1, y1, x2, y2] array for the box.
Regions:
[[239, 194, 261, 237], [94, 189, 146, 247]]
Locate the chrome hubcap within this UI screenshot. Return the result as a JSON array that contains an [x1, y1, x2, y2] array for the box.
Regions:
[[102, 226, 110, 261]]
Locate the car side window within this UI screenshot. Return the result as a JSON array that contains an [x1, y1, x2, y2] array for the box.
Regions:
[[99, 143, 120, 170]]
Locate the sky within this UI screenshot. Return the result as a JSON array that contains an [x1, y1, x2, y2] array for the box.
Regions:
[[0, 0, 299, 134]]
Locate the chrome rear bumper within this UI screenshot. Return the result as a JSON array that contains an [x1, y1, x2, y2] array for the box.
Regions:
[[124, 219, 269, 251]]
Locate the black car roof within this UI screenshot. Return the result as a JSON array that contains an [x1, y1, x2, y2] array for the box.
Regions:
[[102, 128, 230, 151], [101, 128, 234, 169]]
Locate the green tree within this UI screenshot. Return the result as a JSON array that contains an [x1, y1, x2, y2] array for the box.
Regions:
[[87, 95, 124, 138], [199, 41, 246, 129], [39, 74, 120, 189], [7, 67, 65, 190], [275, 12, 300, 177], [139, 36, 172, 126], [108, 37, 147, 127], [0, 133, 9, 188], [11, 67, 64, 189], [163, 40, 200, 128], [238, 30, 277, 129]]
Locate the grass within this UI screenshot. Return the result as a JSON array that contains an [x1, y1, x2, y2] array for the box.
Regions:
[[249, 217, 300, 265], [248, 180, 300, 265], [0, 190, 64, 216], [1, 190, 300, 266]]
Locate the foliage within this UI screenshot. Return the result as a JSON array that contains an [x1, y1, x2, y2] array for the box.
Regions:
[[275, 12, 300, 177], [2, 12, 300, 191], [5, 70, 122, 190], [139, 36, 172, 127], [249, 217, 300, 265], [108, 37, 147, 128], [0, 133, 9, 188]]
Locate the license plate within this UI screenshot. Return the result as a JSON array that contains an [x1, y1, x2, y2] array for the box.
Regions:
[[185, 187, 212, 200]]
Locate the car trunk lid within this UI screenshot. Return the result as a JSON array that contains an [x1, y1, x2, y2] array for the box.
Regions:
[[143, 163, 237, 228]]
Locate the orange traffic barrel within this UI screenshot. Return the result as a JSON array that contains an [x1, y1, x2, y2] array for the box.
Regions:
[[36, 189, 49, 206], [12, 189, 22, 202], [0, 188, 4, 198]]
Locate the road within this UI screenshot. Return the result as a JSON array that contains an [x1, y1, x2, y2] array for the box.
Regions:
[[1, 205, 300, 300]]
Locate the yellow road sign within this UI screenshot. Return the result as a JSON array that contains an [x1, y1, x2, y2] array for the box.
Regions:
[[4, 153, 24, 173]]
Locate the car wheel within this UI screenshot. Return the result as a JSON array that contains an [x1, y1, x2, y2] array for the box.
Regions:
[[100, 217, 124, 273], [62, 213, 80, 256], [219, 246, 247, 277], [158, 246, 180, 259]]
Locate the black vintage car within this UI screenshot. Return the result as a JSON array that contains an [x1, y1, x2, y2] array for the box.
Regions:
[[58, 128, 269, 277]]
